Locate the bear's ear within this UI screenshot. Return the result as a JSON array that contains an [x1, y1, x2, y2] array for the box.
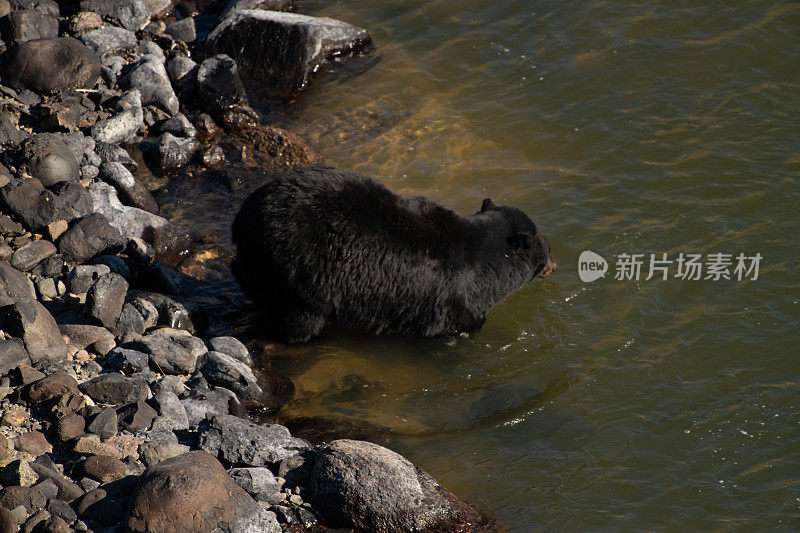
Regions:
[[481, 198, 497, 212], [508, 232, 534, 256]]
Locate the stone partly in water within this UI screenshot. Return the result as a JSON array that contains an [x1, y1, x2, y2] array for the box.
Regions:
[[309, 439, 500, 532], [0, 37, 100, 94], [205, 10, 371, 98], [126, 451, 281, 533], [196, 54, 249, 116], [99, 162, 159, 214]]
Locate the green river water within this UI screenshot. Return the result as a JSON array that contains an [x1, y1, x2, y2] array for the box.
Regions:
[[170, 0, 800, 529]]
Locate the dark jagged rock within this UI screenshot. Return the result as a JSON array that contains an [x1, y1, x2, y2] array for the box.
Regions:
[[20, 134, 80, 187], [99, 162, 158, 214], [165, 17, 195, 43], [147, 132, 199, 171], [10, 239, 56, 272], [0, 486, 45, 513], [205, 10, 371, 98], [0, 179, 92, 231], [198, 414, 309, 467], [85, 272, 128, 328], [0, 37, 100, 94], [64, 264, 109, 294], [94, 142, 138, 172], [86, 407, 118, 439], [0, 299, 68, 364], [166, 53, 197, 87], [0, 8, 58, 43], [105, 347, 148, 373], [310, 439, 500, 532], [0, 262, 35, 305], [79, 372, 150, 405], [57, 213, 127, 264], [79, 0, 150, 32], [126, 451, 280, 533], [196, 54, 248, 116], [116, 399, 157, 432], [160, 113, 196, 138], [29, 462, 83, 502]]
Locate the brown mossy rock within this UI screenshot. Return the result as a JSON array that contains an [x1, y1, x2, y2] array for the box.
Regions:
[[309, 439, 502, 532], [126, 450, 280, 533], [209, 123, 323, 170]]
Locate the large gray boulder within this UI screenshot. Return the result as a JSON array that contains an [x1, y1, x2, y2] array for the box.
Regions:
[[0, 36, 100, 94], [309, 439, 498, 531], [123, 328, 207, 374], [126, 451, 280, 533], [205, 10, 371, 98]]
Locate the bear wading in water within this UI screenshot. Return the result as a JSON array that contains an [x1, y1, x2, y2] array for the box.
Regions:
[[232, 166, 556, 343]]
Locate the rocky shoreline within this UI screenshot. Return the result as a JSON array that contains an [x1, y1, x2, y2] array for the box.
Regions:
[[0, 0, 501, 531]]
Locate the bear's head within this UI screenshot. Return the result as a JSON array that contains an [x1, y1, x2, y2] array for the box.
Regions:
[[481, 198, 556, 279]]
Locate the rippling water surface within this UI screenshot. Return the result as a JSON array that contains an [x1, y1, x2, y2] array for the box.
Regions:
[[166, 0, 800, 529]]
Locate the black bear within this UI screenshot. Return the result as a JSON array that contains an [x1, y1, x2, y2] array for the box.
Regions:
[[231, 166, 555, 343]]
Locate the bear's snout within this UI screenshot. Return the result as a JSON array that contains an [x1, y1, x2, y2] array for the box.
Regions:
[[538, 255, 557, 278]]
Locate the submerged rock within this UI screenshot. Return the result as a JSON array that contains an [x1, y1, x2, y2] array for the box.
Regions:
[[310, 439, 499, 532], [196, 54, 248, 115], [205, 10, 371, 98], [148, 132, 199, 171], [0, 37, 100, 94]]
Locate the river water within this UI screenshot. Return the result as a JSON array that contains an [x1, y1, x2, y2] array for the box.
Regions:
[[167, 0, 800, 529]]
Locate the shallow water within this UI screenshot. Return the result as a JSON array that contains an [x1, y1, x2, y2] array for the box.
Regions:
[[165, 0, 800, 529]]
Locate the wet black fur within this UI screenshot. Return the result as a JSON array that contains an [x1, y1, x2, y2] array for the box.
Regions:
[[231, 166, 551, 343]]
